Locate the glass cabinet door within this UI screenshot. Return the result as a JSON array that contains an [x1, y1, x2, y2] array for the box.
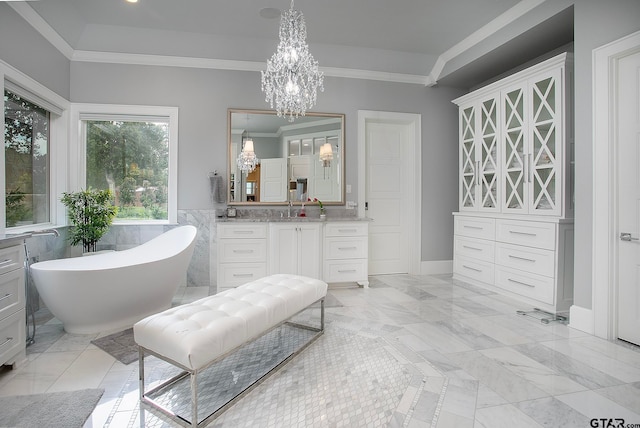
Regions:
[[478, 97, 499, 211], [502, 85, 527, 212], [530, 69, 561, 215], [460, 105, 477, 210]]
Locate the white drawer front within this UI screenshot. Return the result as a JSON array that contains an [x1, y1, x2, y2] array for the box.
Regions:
[[495, 243, 555, 277], [454, 255, 494, 284], [494, 266, 554, 305], [0, 269, 25, 317], [0, 245, 24, 276], [454, 236, 494, 263], [454, 216, 495, 240], [218, 263, 267, 289], [324, 260, 367, 283], [218, 239, 267, 263], [325, 237, 367, 260], [218, 224, 267, 239], [496, 220, 556, 250], [324, 222, 368, 237], [0, 309, 25, 366]]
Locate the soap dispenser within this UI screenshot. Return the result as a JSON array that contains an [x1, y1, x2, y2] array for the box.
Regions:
[[299, 203, 306, 217]]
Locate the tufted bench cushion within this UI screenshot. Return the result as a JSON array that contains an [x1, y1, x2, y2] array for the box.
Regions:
[[133, 274, 328, 371]]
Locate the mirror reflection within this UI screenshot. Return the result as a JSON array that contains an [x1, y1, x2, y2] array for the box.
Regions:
[[228, 109, 344, 205]]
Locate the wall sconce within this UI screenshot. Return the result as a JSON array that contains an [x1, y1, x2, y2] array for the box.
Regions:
[[319, 142, 333, 167]]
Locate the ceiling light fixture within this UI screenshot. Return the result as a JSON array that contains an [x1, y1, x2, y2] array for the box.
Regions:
[[236, 116, 259, 174], [261, 0, 324, 122]]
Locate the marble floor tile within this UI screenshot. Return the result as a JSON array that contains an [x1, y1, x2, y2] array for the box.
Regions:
[[1, 273, 638, 427]]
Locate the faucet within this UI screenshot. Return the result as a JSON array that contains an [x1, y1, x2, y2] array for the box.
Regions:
[[287, 201, 293, 218]]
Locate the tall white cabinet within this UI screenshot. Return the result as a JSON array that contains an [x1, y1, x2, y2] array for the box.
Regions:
[[453, 53, 574, 314]]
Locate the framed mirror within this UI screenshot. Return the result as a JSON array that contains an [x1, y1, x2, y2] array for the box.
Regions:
[[228, 109, 345, 205]]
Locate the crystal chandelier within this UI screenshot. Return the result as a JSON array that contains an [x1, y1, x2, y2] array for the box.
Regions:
[[261, 0, 324, 122], [236, 138, 259, 174]]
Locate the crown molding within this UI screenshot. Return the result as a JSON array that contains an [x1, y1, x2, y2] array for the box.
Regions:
[[13, 0, 548, 87], [8, 2, 74, 60]]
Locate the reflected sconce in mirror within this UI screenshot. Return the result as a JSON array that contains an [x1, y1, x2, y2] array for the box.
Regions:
[[319, 142, 333, 167], [236, 138, 259, 174]]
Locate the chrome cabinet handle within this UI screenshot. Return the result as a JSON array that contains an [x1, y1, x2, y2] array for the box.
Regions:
[[0, 293, 12, 302], [508, 278, 534, 288], [508, 255, 535, 262], [620, 232, 639, 241], [0, 337, 13, 348]]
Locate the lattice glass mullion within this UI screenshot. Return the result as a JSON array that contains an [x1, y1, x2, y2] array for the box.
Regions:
[[502, 87, 526, 212], [460, 106, 477, 209], [530, 73, 559, 213], [479, 98, 498, 210]]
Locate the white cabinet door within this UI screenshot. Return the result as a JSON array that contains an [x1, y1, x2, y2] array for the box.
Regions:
[[458, 95, 500, 212], [260, 158, 287, 202], [269, 223, 321, 279]]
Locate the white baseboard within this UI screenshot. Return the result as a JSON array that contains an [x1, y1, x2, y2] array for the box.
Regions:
[[420, 260, 453, 275], [569, 305, 594, 334]]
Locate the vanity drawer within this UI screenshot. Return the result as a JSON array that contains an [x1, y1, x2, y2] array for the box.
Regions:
[[454, 216, 495, 240], [218, 224, 267, 239], [454, 255, 494, 284], [0, 309, 25, 366], [324, 237, 367, 260], [324, 223, 368, 237], [0, 245, 24, 276], [496, 220, 555, 250], [217, 263, 267, 290], [323, 260, 367, 283], [494, 266, 554, 305], [454, 236, 494, 263], [495, 243, 555, 277], [0, 269, 25, 318], [218, 239, 267, 263]]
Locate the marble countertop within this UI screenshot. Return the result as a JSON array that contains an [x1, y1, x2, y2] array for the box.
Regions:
[[0, 233, 31, 249], [217, 216, 371, 223]]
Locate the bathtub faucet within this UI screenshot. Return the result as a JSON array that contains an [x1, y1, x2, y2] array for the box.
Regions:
[[31, 229, 59, 237]]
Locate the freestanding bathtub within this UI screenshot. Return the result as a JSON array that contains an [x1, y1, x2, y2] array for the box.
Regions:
[[31, 225, 197, 334]]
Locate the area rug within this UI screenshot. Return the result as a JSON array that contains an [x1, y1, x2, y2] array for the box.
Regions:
[[140, 325, 428, 427], [0, 388, 104, 428], [91, 328, 138, 365]]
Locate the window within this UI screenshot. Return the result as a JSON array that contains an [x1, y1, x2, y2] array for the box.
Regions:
[[4, 90, 50, 228], [72, 105, 178, 224]]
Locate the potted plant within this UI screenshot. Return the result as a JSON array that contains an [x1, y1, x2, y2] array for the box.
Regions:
[[61, 188, 118, 253]]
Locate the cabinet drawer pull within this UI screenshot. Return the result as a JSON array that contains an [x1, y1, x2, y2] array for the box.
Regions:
[[0, 337, 13, 348], [232, 230, 254, 235], [0, 293, 12, 302], [232, 249, 254, 254], [462, 245, 482, 251], [337, 229, 357, 233], [0, 259, 12, 267], [508, 255, 535, 262], [338, 246, 357, 251], [337, 269, 357, 273], [463, 225, 483, 230], [462, 264, 482, 272], [232, 273, 254, 278], [508, 278, 535, 288], [509, 230, 537, 237]]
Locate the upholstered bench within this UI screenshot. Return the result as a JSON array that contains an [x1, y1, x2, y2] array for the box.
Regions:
[[134, 273, 328, 428]]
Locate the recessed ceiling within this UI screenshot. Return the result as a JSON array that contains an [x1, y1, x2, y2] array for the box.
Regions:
[[22, 0, 574, 89]]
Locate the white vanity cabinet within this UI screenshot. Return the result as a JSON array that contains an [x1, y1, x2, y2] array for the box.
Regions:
[[269, 223, 322, 279], [216, 223, 268, 293], [452, 53, 574, 315], [323, 222, 369, 287], [0, 240, 26, 368]]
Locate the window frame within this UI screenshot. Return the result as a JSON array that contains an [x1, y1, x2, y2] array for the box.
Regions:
[[1, 60, 69, 235], [69, 103, 178, 225]]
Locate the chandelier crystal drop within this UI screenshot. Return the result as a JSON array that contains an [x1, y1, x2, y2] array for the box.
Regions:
[[261, 0, 324, 122]]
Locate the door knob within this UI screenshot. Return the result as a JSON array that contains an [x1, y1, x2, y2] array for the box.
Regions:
[[620, 232, 639, 241]]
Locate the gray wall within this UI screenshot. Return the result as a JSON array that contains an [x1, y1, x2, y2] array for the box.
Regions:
[[0, 3, 70, 100], [572, 0, 640, 309], [70, 62, 464, 262]]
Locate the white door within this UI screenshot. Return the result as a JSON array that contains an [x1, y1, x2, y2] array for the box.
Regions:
[[260, 158, 287, 202], [365, 122, 409, 274], [617, 49, 640, 346]]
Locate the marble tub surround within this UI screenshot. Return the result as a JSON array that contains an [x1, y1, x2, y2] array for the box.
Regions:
[[2, 273, 640, 427]]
